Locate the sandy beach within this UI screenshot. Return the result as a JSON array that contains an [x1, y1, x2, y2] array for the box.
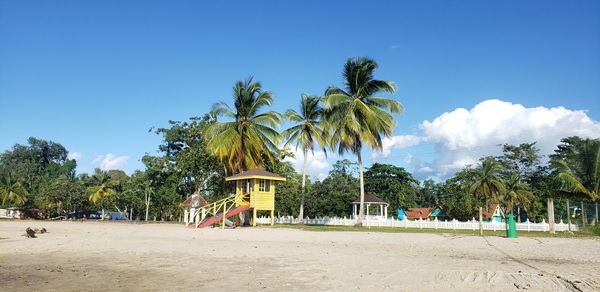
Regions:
[[0, 221, 598, 291]]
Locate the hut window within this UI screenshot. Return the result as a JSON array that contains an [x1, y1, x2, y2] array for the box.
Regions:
[[259, 179, 270, 192], [241, 179, 250, 194]]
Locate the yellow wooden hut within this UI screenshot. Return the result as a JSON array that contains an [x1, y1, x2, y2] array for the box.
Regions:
[[225, 168, 286, 226]]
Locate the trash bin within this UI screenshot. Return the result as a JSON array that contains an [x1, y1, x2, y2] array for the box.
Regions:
[[506, 214, 517, 238]]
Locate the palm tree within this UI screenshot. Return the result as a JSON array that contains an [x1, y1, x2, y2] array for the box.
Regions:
[[205, 77, 283, 174], [282, 94, 328, 221], [555, 139, 600, 225], [89, 169, 114, 219], [0, 171, 28, 207], [324, 57, 402, 225], [502, 173, 533, 221], [469, 158, 505, 235]]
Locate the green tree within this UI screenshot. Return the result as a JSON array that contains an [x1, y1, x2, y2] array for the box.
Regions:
[[153, 115, 225, 196], [364, 163, 419, 214], [88, 169, 115, 218], [439, 167, 477, 220], [272, 160, 303, 217], [305, 160, 359, 217], [0, 170, 28, 207], [205, 77, 282, 174], [324, 57, 402, 225], [469, 158, 505, 235], [501, 173, 533, 216], [552, 137, 600, 226], [282, 94, 328, 220]]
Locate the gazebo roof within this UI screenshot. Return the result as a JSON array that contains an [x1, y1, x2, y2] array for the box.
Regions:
[[352, 193, 388, 205], [225, 168, 286, 181]]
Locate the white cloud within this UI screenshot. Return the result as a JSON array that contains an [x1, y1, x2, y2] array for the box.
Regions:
[[283, 147, 331, 181], [419, 99, 600, 178], [92, 153, 129, 171], [67, 152, 82, 161], [372, 135, 420, 159]]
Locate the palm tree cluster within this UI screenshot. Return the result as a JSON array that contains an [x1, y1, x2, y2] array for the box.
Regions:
[[205, 57, 403, 224]]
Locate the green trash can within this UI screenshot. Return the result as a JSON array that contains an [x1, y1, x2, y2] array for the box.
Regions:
[[506, 214, 517, 238]]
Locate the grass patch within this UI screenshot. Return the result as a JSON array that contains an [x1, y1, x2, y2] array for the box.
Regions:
[[268, 224, 599, 238]]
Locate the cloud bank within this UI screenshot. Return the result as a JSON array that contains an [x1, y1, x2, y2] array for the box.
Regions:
[[67, 152, 82, 161], [415, 99, 600, 178], [372, 135, 420, 160], [283, 147, 330, 181], [92, 153, 129, 171]]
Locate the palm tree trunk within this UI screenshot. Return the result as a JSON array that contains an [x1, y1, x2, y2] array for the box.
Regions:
[[517, 207, 521, 223], [356, 149, 365, 226], [567, 199, 572, 231], [298, 148, 307, 223], [581, 201, 586, 227], [595, 202, 598, 226], [145, 192, 151, 222], [478, 207, 483, 236], [548, 197, 555, 234]]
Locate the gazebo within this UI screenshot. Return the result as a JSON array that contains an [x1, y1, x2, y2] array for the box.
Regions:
[[352, 193, 389, 220]]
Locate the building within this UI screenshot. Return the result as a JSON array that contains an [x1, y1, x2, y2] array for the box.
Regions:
[[352, 193, 389, 219]]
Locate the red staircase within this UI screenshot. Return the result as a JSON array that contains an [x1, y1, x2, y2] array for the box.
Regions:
[[196, 205, 250, 228]]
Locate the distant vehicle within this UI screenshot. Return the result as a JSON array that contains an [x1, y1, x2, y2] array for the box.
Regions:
[[67, 211, 101, 220]]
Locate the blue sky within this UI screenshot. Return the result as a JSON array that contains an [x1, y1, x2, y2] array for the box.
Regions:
[[1, 0, 599, 179]]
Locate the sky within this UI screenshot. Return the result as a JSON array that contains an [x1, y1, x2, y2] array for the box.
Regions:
[[1, 0, 599, 180]]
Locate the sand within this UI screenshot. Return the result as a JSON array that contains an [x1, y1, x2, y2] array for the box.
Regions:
[[0, 221, 599, 291]]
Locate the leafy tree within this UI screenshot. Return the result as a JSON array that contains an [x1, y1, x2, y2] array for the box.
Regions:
[[305, 160, 359, 217], [439, 167, 477, 220], [364, 163, 419, 214], [418, 179, 441, 207], [88, 169, 115, 218], [282, 94, 328, 219], [551, 137, 600, 225], [153, 115, 225, 196], [324, 57, 402, 225], [272, 160, 303, 217], [205, 77, 282, 173], [498, 142, 541, 180], [0, 170, 28, 207], [552, 138, 599, 201], [501, 173, 533, 215], [469, 158, 505, 235]]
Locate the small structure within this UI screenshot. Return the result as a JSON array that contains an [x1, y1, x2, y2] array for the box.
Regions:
[[352, 193, 389, 220], [405, 206, 444, 221], [397, 208, 406, 220], [225, 168, 286, 226], [180, 191, 209, 225], [482, 203, 504, 222]]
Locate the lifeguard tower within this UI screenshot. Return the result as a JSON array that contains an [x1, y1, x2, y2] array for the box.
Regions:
[[186, 168, 286, 228]]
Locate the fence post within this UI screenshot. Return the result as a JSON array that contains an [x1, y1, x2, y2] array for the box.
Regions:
[[453, 219, 456, 230], [405, 218, 408, 228], [419, 217, 423, 229], [434, 218, 438, 229], [527, 219, 531, 232]]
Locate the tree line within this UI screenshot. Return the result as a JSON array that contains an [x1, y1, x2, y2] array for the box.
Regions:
[[1, 57, 598, 230]]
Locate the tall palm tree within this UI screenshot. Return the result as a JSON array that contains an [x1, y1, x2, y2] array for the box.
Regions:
[[282, 94, 328, 221], [324, 57, 402, 225], [470, 158, 505, 235], [205, 77, 282, 174], [0, 171, 28, 206], [502, 173, 533, 220], [89, 169, 114, 219], [555, 139, 600, 225]]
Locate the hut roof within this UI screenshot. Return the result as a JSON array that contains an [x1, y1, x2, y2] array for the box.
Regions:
[[352, 193, 388, 205], [405, 208, 434, 219], [225, 168, 286, 181]]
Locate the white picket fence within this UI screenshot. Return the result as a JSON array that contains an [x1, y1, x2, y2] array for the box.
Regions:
[[255, 215, 578, 232]]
